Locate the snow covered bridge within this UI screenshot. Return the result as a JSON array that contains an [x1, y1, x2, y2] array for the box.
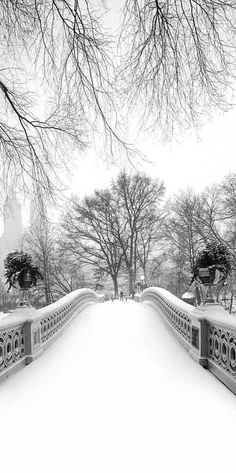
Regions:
[[1, 288, 236, 473]]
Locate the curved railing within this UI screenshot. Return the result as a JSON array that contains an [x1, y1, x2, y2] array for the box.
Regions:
[[136, 287, 236, 395], [0, 288, 103, 384], [3, 284, 236, 394]]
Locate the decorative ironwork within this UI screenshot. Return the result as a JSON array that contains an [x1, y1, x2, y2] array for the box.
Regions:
[[143, 291, 191, 344], [192, 327, 199, 349], [0, 326, 25, 372], [40, 297, 86, 343], [0, 289, 102, 385], [33, 328, 40, 348], [209, 325, 236, 376]]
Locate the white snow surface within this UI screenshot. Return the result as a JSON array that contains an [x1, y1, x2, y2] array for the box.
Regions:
[[1, 300, 236, 473]]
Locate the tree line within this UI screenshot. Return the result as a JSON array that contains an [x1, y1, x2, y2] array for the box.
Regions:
[[15, 170, 236, 306]]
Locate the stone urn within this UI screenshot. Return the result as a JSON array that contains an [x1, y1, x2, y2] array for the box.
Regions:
[[195, 265, 227, 286]]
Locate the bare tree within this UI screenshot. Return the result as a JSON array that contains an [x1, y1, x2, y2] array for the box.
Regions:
[[220, 176, 236, 277], [193, 185, 233, 252], [119, 0, 236, 137], [112, 171, 165, 294], [24, 218, 93, 302], [0, 1, 123, 196], [136, 210, 165, 283], [221, 173, 236, 220], [62, 190, 124, 296], [195, 179, 236, 289], [49, 251, 93, 298], [143, 251, 167, 286], [164, 190, 203, 273], [167, 185, 236, 299], [62, 171, 165, 296], [23, 220, 55, 305]]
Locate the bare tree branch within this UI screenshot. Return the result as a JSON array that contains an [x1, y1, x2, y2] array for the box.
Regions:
[[119, 0, 236, 138], [0, 1, 128, 196]]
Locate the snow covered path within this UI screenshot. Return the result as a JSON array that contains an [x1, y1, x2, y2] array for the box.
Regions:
[[1, 300, 236, 473]]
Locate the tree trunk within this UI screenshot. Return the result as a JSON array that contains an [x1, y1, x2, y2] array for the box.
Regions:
[[143, 265, 147, 286], [128, 267, 135, 297], [112, 275, 119, 297], [44, 266, 53, 305], [194, 283, 202, 306]]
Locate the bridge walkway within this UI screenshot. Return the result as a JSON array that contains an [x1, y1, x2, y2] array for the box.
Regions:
[[1, 300, 236, 473]]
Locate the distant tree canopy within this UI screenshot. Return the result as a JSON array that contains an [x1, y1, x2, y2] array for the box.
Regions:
[[9, 169, 236, 304], [1, 1, 236, 194]]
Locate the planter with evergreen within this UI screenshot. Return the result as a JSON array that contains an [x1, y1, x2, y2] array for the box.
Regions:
[[4, 251, 43, 293], [192, 241, 232, 286]]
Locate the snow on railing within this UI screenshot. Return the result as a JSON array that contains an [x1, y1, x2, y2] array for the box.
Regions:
[[136, 287, 236, 395], [0, 289, 103, 384]]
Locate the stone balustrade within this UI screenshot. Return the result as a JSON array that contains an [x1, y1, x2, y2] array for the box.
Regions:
[[136, 287, 236, 395], [0, 289, 103, 384], [2, 285, 236, 394]]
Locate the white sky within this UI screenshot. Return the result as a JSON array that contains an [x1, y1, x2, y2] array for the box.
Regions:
[[2, 0, 236, 232], [69, 106, 236, 198], [67, 0, 236, 199]]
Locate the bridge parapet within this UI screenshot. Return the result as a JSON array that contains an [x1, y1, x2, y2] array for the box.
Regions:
[[136, 287, 236, 395], [0, 289, 103, 385]]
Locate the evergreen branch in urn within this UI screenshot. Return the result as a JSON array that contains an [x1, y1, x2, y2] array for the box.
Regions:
[[4, 251, 43, 292], [191, 242, 232, 286]]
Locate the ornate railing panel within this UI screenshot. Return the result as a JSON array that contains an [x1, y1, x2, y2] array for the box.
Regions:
[[135, 287, 206, 365], [207, 316, 236, 393], [136, 287, 236, 395], [0, 325, 25, 374], [143, 289, 192, 344], [39, 290, 96, 344], [0, 289, 103, 384]]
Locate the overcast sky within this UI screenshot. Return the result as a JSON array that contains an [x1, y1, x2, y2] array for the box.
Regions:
[[69, 106, 236, 198], [67, 0, 236, 199], [1, 0, 236, 233]]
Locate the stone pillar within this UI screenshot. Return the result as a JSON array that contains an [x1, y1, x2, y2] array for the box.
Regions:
[[12, 307, 43, 364], [198, 317, 209, 367]]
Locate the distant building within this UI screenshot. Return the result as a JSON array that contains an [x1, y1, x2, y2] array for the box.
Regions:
[[30, 190, 46, 230], [0, 192, 23, 277]]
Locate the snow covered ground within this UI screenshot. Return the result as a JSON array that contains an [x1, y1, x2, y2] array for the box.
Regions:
[[1, 300, 236, 473]]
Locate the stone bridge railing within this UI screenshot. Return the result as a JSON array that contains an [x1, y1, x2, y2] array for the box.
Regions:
[[0, 288, 103, 384], [136, 287, 236, 395]]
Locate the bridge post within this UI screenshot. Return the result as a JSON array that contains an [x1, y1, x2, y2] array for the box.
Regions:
[[21, 308, 43, 365], [199, 317, 209, 366]]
